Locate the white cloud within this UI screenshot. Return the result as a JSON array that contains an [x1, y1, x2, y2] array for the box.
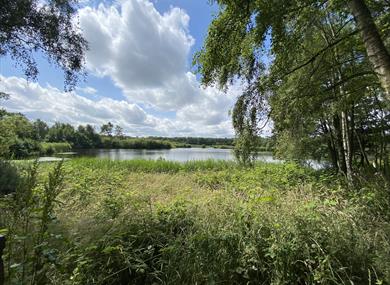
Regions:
[[75, 0, 243, 136], [0, 0, 245, 137], [0, 75, 236, 137], [78, 0, 196, 110], [0, 76, 157, 135], [76, 86, 98, 95]]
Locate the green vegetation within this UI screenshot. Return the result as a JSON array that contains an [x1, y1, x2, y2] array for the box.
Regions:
[[196, 0, 390, 181], [0, 161, 20, 195], [1, 0, 389, 284], [100, 137, 172, 150], [2, 112, 246, 158], [152, 136, 274, 151], [0, 111, 272, 158], [151, 136, 235, 148], [1, 159, 389, 284], [40, 142, 72, 155], [0, 0, 87, 90]]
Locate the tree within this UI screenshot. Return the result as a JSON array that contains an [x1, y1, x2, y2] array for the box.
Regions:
[[47, 122, 76, 143], [0, 0, 88, 90], [33, 119, 49, 141], [196, 0, 389, 179], [75, 124, 101, 148], [196, 0, 390, 99], [0, 113, 40, 158], [232, 94, 258, 165], [114, 125, 124, 138], [100, 122, 114, 137], [0, 92, 10, 118], [348, 0, 390, 98]]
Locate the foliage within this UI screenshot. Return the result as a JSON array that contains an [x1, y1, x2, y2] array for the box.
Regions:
[[0, 160, 65, 284], [8, 138, 41, 158], [68, 157, 237, 173], [151, 136, 235, 147], [40, 142, 72, 155], [114, 125, 124, 138], [46, 122, 77, 143], [233, 94, 259, 164], [33, 119, 49, 141], [195, 0, 390, 179], [0, 160, 20, 195], [100, 122, 114, 137], [151, 135, 274, 151], [1, 159, 389, 284], [0, 0, 88, 89], [0, 113, 41, 158], [1, 112, 276, 158], [101, 137, 172, 150]]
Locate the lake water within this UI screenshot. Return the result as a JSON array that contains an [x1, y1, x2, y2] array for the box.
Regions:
[[61, 148, 280, 163]]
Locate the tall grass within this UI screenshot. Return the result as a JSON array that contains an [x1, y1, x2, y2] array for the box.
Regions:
[[67, 157, 239, 173], [1, 159, 389, 284], [40, 142, 72, 155]]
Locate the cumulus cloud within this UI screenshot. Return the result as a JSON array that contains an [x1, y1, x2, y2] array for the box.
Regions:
[[75, 0, 241, 136], [79, 0, 196, 110], [1, 0, 243, 137], [0, 76, 158, 135], [0, 75, 236, 137], [76, 86, 98, 95]]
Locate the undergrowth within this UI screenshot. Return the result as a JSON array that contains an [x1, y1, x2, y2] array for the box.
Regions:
[[1, 158, 389, 284]]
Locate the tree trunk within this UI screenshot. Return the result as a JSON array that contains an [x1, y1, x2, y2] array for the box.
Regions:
[[341, 110, 354, 184], [322, 120, 339, 170], [348, 0, 390, 100], [333, 115, 347, 175]]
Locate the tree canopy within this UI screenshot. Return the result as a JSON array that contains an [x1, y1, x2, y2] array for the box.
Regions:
[[0, 0, 88, 90], [196, 0, 390, 179]]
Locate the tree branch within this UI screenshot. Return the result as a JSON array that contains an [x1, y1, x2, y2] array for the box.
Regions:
[[283, 30, 359, 78]]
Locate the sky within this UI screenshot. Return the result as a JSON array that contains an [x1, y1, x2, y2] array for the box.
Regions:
[[0, 0, 246, 138]]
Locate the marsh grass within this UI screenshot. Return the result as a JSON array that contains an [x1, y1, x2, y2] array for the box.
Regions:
[[1, 158, 390, 284], [40, 142, 72, 155], [66, 157, 239, 173]]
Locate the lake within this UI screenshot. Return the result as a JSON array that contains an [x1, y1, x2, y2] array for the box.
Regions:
[[58, 148, 280, 163]]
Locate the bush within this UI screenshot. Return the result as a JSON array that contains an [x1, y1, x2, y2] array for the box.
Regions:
[[0, 161, 65, 284], [0, 160, 20, 195], [8, 138, 40, 158]]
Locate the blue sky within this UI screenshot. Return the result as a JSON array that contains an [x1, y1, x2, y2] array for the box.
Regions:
[[0, 0, 244, 137]]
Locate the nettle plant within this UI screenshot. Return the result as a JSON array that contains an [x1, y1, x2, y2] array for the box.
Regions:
[[0, 160, 65, 284]]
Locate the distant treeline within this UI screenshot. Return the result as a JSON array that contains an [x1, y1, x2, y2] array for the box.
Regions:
[[0, 112, 273, 158], [0, 113, 172, 158], [100, 137, 172, 150], [150, 137, 234, 148], [151, 136, 274, 151]]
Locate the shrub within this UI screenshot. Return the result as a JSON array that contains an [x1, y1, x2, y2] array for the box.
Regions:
[[0, 160, 20, 195], [8, 138, 40, 158], [0, 161, 65, 284]]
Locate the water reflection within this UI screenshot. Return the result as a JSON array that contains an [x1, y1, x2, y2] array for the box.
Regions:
[[71, 148, 280, 163]]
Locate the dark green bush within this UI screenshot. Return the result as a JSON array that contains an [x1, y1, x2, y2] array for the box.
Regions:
[[8, 138, 40, 158], [0, 160, 20, 195]]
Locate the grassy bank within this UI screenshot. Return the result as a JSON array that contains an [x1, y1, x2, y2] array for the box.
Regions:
[[1, 159, 389, 284]]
